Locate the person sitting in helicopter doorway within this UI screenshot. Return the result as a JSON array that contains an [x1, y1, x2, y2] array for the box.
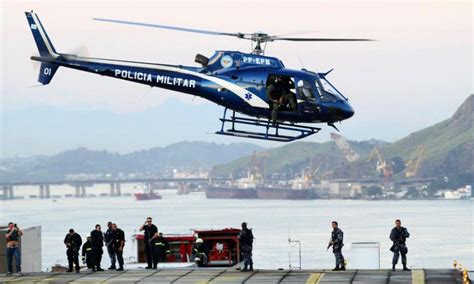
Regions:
[[266, 75, 297, 122]]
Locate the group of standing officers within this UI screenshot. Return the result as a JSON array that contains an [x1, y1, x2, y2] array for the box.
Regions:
[[64, 222, 125, 273], [5, 218, 410, 275], [329, 219, 411, 271]]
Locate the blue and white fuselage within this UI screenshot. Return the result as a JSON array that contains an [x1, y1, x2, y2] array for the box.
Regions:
[[26, 11, 355, 140]]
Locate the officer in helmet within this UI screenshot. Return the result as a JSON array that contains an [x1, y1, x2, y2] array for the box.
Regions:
[[81, 235, 94, 269], [193, 238, 209, 267]]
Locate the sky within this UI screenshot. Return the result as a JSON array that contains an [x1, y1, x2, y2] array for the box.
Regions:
[[1, 0, 472, 158]]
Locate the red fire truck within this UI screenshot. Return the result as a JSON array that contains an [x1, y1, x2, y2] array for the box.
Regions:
[[135, 228, 241, 267]]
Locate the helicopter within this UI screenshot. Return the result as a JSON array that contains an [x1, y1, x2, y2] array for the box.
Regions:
[[25, 11, 371, 142]]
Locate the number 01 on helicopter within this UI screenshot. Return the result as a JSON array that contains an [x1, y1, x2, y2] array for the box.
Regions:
[[26, 11, 371, 142]]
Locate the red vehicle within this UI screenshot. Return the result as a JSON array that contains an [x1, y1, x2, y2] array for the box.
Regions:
[[134, 184, 162, 201], [133, 191, 162, 201], [135, 228, 241, 267]]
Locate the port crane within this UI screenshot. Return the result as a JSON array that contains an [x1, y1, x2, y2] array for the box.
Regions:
[[405, 145, 425, 178], [367, 147, 393, 180]]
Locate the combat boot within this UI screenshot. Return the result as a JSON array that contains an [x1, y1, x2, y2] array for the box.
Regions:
[[332, 265, 340, 271], [340, 265, 346, 271], [402, 264, 411, 271], [249, 265, 254, 272]]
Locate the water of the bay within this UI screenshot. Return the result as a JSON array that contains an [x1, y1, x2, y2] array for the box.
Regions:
[[1, 184, 472, 271]]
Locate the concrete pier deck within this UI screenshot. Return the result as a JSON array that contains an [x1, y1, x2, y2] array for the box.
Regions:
[[0, 268, 467, 284]]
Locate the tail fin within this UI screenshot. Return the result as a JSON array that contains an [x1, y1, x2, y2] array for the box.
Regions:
[[37, 62, 59, 85], [26, 11, 60, 84], [25, 11, 58, 57]]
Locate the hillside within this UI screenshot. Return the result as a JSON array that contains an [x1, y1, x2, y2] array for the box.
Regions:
[[0, 141, 264, 182], [211, 140, 377, 178], [384, 95, 474, 169]]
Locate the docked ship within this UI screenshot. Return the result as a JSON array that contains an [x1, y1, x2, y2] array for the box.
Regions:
[[256, 185, 318, 200], [134, 184, 162, 201], [257, 172, 319, 200], [206, 174, 258, 199]]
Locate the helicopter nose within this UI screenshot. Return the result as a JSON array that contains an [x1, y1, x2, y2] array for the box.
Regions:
[[326, 101, 354, 121], [344, 103, 355, 119]]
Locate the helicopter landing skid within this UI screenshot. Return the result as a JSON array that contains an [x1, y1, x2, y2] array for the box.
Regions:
[[216, 109, 321, 142]]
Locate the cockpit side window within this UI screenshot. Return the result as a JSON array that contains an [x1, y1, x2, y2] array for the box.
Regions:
[[297, 80, 315, 100]]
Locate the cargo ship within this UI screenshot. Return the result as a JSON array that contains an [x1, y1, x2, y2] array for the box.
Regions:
[[206, 174, 258, 199], [206, 185, 257, 199], [133, 184, 162, 200], [257, 173, 319, 200], [256, 186, 318, 200]]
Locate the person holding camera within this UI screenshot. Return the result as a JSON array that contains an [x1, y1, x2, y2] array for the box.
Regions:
[[390, 219, 411, 271], [64, 229, 82, 273], [5, 222, 23, 276], [139, 217, 158, 269]]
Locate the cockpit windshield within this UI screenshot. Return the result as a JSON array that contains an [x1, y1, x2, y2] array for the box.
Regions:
[[317, 78, 346, 102]]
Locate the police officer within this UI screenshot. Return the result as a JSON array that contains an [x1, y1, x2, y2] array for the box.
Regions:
[[328, 221, 345, 271], [266, 76, 296, 122], [390, 219, 411, 271], [153, 232, 170, 268], [90, 224, 104, 271], [81, 235, 94, 269], [139, 217, 158, 269], [64, 229, 82, 273], [111, 223, 125, 271], [192, 238, 209, 267], [104, 221, 116, 270], [238, 222, 254, 272], [5, 222, 23, 276]]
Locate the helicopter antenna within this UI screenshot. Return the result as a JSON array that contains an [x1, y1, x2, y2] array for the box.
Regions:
[[297, 52, 306, 69], [93, 18, 374, 55]]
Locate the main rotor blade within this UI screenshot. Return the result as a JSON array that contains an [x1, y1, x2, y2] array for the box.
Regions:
[[272, 37, 374, 42], [93, 18, 243, 37]]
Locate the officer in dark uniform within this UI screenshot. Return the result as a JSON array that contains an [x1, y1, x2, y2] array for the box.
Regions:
[[90, 224, 104, 271], [139, 217, 158, 269], [328, 221, 345, 271], [111, 223, 125, 271], [64, 229, 82, 273], [192, 238, 209, 267], [266, 76, 297, 122], [81, 235, 94, 269], [390, 219, 410, 271], [153, 232, 170, 267], [104, 221, 116, 270], [238, 222, 254, 272]]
